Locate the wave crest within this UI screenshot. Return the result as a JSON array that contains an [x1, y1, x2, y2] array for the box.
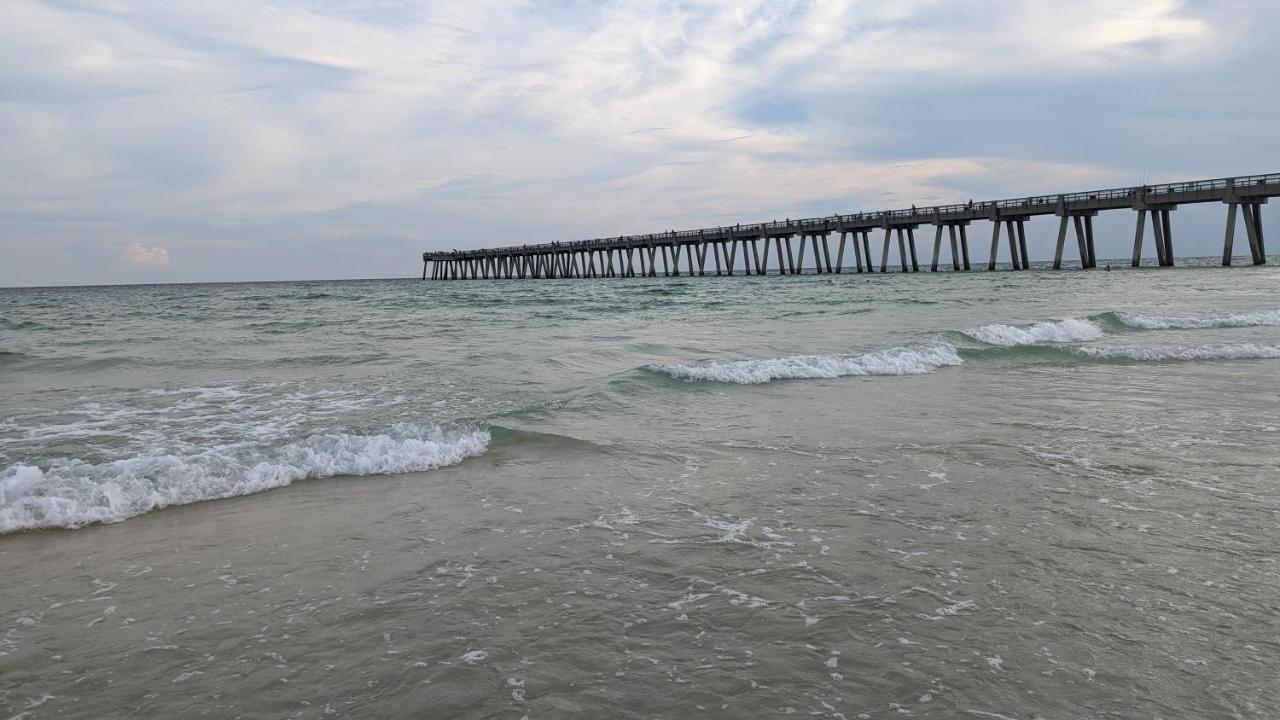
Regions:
[[962, 318, 1102, 346], [0, 422, 489, 533], [1115, 309, 1280, 330], [654, 344, 962, 384], [1073, 343, 1280, 361]]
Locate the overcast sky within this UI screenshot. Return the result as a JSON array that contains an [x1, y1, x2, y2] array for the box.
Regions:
[[2, 0, 1277, 286]]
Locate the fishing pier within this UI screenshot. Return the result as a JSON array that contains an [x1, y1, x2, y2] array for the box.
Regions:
[[422, 173, 1277, 280]]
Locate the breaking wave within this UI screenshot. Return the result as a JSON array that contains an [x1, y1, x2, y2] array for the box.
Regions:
[[0, 422, 489, 533], [1073, 343, 1280, 362], [653, 344, 963, 384], [1112, 309, 1280, 330], [962, 318, 1102, 346]]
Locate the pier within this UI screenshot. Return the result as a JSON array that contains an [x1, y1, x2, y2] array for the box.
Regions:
[[422, 173, 1277, 280]]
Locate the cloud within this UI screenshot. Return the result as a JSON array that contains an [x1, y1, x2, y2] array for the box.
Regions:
[[0, 0, 1278, 285], [128, 241, 170, 268]]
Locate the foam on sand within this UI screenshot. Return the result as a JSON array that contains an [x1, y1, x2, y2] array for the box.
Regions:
[[1073, 343, 1280, 361], [0, 422, 489, 532], [962, 318, 1102, 346], [655, 343, 962, 384], [1115, 309, 1280, 330]]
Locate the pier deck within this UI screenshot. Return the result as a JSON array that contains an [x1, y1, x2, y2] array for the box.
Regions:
[[422, 173, 1278, 280]]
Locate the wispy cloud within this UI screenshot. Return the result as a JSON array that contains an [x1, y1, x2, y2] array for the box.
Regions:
[[0, 0, 1276, 285]]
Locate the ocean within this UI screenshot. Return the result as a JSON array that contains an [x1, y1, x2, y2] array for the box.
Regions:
[[3, 258, 1279, 718]]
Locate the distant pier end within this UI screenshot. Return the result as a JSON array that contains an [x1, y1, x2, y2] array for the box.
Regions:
[[422, 173, 1277, 280]]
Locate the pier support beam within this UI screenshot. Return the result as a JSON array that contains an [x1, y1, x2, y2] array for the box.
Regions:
[[1141, 207, 1176, 267], [1060, 212, 1098, 269], [1240, 201, 1268, 265], [1131, 211, 1146, 267], [1072, 216, 1087, 269], [1151, 213, 1167, 266], [988, 220, 1000, 271], [1005, 220, 1022, 270], [862, 231, 874, 273], [1017, 220, 1030, 269], [931, 223, 965, 272], [881, 228, 891, 272], [1084, 215, 1096, 269], [1223, 204, 1238, 266], [796, 234, 807, 274], [1160, 210, 1174, 266]]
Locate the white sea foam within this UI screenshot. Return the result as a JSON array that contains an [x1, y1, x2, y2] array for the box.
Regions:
[[1073, 343, 1280, 361], [656, 344, 962, 384], [0, 422, 489, 533], [962, 318, 1102, 346], [1116, 309, 1280, 330]]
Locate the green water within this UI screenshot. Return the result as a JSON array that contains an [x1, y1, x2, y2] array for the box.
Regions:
[[2, 260, 1279, 718]]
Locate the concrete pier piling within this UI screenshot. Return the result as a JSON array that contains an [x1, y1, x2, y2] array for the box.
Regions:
[[1222, 179, 1268, 266], [422, 173, 1279, 280]]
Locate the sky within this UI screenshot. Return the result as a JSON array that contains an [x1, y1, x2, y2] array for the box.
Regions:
[[1, 0, 1278, 286]]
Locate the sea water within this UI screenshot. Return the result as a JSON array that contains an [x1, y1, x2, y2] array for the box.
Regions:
[[2, 259, 1279, 718]]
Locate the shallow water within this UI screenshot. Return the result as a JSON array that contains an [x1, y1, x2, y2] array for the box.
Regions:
[[3, 259, 1280, 718]]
